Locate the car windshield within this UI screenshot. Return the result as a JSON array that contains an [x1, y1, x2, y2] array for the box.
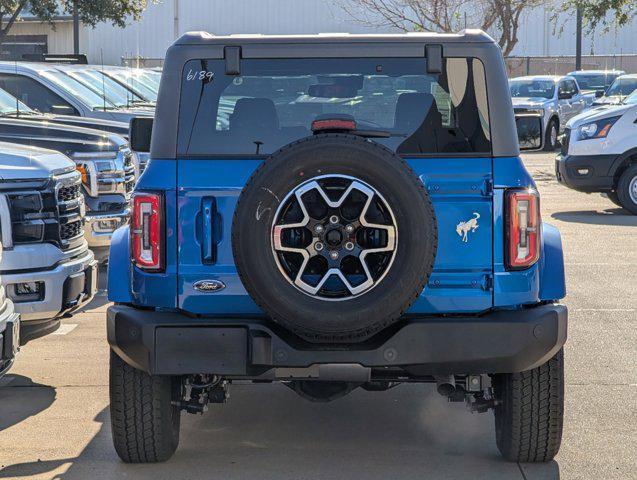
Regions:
[[571, 73, 618, 91], [106, 69, 160, 101], [509, 79, 555, 99], [178, 57, 492, 156], [605, 77, 637, 97], [40, 70, 118, 110], [0, 87, 34, 115], [64, 69, 144, 107], [606, 77, 637, 97], [622, 90, 637, 105]]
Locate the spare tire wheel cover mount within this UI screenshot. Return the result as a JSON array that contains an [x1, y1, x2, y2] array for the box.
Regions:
[[232, 134, 438, 342]]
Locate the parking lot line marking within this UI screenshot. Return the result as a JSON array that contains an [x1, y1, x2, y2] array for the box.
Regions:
[[572, 308, 636, 312], [53, 324, 78, 335]]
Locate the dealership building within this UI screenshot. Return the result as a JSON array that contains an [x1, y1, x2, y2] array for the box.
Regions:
[[2, 0, 636, 68]]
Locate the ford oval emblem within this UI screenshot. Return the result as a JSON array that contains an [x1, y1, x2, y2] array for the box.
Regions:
[[193, 280, 226, 293]]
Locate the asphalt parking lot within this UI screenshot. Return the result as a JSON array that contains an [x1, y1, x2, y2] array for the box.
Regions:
[[0, 152, 635, 480]]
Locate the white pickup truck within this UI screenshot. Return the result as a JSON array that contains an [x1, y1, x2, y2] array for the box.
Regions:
[[0, 241, 20, 376], [510, 75, 594, 150], [0, 143, 97, 343]]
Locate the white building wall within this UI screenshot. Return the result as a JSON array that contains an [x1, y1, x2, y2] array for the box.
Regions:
[[510, 4, 637, 56], [80, 0, 637, 65], [8, 21, 74, 54]]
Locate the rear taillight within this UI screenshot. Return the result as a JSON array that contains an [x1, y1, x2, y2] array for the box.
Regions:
[[506, 189, 540, 270], [131, 192, 163, 271]]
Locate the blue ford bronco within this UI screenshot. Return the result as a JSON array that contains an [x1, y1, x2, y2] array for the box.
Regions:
[[107, 30, 567, 463]]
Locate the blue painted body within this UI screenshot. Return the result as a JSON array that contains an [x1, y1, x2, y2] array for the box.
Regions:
[[108, 154, 566, 315]]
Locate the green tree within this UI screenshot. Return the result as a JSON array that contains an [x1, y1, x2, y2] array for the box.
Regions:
[[561, 0, 637, 31], [0, 0, 150, 43]]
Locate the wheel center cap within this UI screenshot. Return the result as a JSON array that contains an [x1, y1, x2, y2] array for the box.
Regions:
[[325, 228, 343, 247]]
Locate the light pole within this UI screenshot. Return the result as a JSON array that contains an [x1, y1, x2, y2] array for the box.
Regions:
[[575, 5, 582, 70], [73, 0, 79, 55]]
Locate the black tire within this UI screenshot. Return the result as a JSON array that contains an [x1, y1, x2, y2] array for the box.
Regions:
[[232, 134, 437, 343], [615, 164, 637, 214], [493, 349, 564, 463], [606, 190, 621, 207], [109, 350, 181, 463], [543, 118, 559, 151]]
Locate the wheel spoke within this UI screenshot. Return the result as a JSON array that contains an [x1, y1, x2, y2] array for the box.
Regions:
[[271, 175, 398, 300]]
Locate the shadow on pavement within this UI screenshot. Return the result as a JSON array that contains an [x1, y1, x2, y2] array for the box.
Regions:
[[551, 209, 637, 226], [0, 375, 56, 432], [1, 383, 560, 480]]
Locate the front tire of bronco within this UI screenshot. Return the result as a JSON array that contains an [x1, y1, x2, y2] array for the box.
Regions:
[[493, 348, 564, 463], [109, 350, 181, 463]]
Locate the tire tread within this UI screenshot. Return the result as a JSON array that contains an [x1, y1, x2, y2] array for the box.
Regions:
[[494, 349, 564, 463], [109, 350, 180, 463]]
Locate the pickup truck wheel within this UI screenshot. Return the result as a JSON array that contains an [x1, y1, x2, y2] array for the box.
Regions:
[[616, 164, 637, 214], [492, 348, 564, 463], [109, 350, 181, 463], [233, 134, 437, 343], [543, 119, 558, 151]]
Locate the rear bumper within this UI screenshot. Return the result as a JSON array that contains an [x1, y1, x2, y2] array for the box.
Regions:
[[555, 153, 616, 192], [107, 303, 568, 377]]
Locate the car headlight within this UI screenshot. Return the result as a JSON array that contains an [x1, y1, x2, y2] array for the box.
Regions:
[[516, 108, 544, 117], [69, 151, 118, 197], [526, 108, 544, 116], [578, 116, 620, 140]]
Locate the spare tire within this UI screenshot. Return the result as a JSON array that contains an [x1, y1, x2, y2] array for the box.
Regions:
[[232, 134, 437, 343]]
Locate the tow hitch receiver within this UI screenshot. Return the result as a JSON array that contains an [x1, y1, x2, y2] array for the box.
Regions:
[[173, 375, 229, 414]]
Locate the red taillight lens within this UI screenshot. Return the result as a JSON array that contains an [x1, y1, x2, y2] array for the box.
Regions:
[[506, 189, 540, 270], [131, 193, 163, 271]]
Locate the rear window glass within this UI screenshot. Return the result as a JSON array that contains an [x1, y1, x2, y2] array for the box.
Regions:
[[177, 57, 491, 156]]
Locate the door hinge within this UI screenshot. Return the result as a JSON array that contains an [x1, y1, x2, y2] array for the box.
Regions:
[[481, 178, 494, 197], [224, 46, 241, 75]]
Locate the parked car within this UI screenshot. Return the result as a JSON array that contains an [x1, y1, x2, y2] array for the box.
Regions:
[[510, 75, 591, 150], [107, 31, 567, 464], [0, 85, 129, 137], [567, 69, 624, 97], [53, 64, 155, 109], [592, 73, 637, 106], [100, 66, 161, 102], [556, 89, 637, 213], [0, 242, 20, 376], [0, 90, 136, 262], [0, 62, 153, 123], [0, 143, 97, 342]]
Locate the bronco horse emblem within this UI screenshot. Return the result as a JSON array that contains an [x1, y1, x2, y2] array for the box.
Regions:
[[456, 212, 480, 242]]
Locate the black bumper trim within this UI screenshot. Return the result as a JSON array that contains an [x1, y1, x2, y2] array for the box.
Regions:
[[107, 304, 568, 376], [555, 153, 616, 192]]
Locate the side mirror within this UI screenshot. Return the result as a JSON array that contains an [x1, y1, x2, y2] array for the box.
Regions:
[[558, 91, 573, 100], [516, 115, 543, 151], [595, 90, 605, 98], [129, 117, 153, 153]]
